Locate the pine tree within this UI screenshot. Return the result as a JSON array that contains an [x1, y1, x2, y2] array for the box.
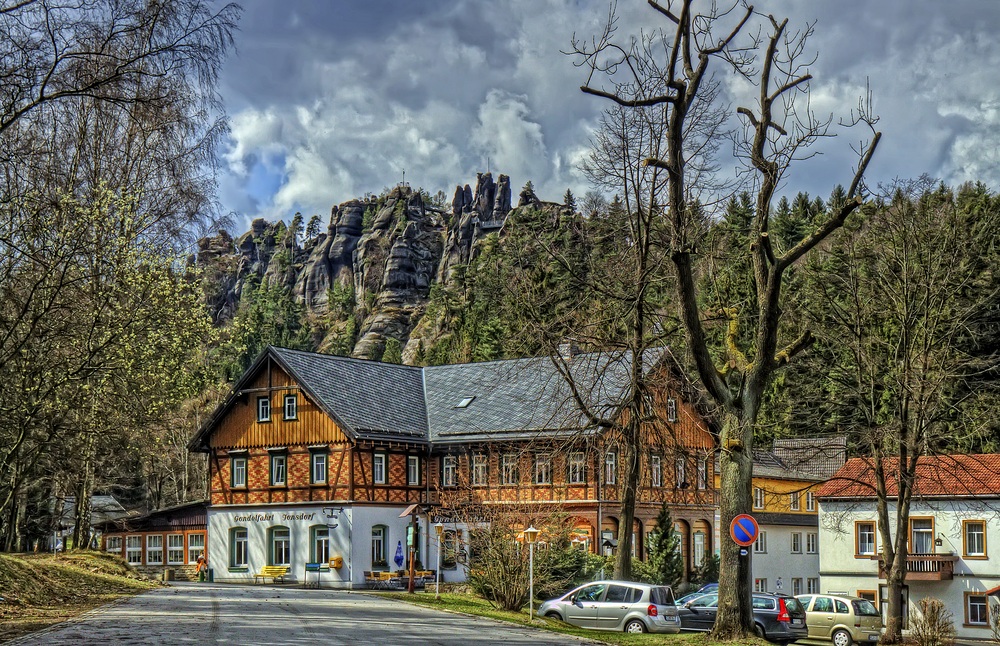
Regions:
[[647, 503, 684, 588]]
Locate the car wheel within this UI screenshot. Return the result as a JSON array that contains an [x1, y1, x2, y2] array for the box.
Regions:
[[544, 611, 562, 622], [832, 629, 854, 646], [753, 623, 766, 639], [624, 619, 647, 633]]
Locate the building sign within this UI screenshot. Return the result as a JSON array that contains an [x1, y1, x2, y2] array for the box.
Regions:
[[231, 512, 317, 523]]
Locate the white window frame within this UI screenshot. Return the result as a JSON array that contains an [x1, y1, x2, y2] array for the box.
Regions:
[[790, 492, 800, 511], [807, 532, 818, 554], [105, 536, 122, 553], [693, 530, 706, 567], [187, 533, 205, 564], [501, 453, 518, 485], [605, 451, 617, 485], [651, 455, 662, 487], [666, 397, 677, 422], [232, 527, 248, 568], [806, 491, 816, 510], [807, 578, 820, 594], [312, 526, 330, 563], [857, 521, 876, 556], [534, 454, 551, 485], [568, 452, 586, 485], [167, 534, 184, 565], [753, 530, 767, 554], [965, 520, 986, 557], [754, 487, 765, 509], [675, 457, 686, 487], [270, 453, 287, 486], [754, 578, 767, 593], [372, 525, 386, 565], [442, 455, 457, 487], [270, 527, 290, 566], [231, 455, 247, 488], [126, 535, 143, 564], [257, 396, 271, 422], [967, 593, 989, 626], [407, 455, 420, 486], [311, 452, 327, 484], [373, 452, 387, 485], [284, 394, 297, 420], [791, 578, 803, 596], [791, 532, 802, 553], [697, 458, 708, 489], [146, 535, 163, 565], [472, 454, 488, 486]]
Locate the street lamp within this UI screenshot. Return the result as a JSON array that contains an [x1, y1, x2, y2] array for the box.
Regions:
[[434, 522, 444, 600], [523, 526, 539, 621]]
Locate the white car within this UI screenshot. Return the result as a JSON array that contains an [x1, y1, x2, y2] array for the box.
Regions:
[[538, 580, 681, 634]]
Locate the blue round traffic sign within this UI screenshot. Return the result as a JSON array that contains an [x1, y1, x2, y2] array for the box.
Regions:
[[730, 514, 759, 547]]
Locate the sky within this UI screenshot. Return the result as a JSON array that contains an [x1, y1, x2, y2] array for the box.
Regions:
[[216, 0, 1000, 228]]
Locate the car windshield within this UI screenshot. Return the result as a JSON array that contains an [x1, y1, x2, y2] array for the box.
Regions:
[[853, 599, 880, 616], [782, 598, 804, 613]]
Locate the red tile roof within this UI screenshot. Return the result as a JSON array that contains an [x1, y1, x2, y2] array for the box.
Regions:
[[817, 454, 1000, 499]]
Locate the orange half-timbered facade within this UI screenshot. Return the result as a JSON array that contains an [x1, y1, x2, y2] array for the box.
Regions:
[[190, 346, 718, 587]]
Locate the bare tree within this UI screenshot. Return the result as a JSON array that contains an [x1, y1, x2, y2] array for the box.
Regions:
[[570, 1, 880, 637]]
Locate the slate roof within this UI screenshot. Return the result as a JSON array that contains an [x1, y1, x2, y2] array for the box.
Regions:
[[817, 454, 1000, 500], [93, 500, 208, 533], [772, 435, 847, 479], [753, 511, 819, 527], [270, 347, 427, 441]]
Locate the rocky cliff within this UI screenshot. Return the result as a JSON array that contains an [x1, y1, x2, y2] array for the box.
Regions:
[[198, 172, 542, 364]]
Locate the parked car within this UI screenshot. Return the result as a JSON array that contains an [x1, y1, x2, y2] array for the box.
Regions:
[[796, 594, 883, 646], [675, 591, 706, 606], [538, 580, 681, 634], [677, 592, 808, 643], [697, 582, 719, 594]]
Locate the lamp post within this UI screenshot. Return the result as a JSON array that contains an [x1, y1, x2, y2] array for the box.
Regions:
[[523, 526, 539, 621], [434, 522, 444, 600]]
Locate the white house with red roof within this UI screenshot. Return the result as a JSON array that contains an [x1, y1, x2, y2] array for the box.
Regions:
[[816, 454, 1000, 639]]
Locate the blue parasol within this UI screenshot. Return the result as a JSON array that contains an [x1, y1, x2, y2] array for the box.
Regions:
[[394, 540, 404, 568]]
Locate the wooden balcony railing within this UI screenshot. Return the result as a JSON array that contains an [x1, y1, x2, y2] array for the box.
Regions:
[[877, 553, 959, 581]]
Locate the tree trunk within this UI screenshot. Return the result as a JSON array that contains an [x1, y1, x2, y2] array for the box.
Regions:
[[614, 436, 641, 579], [884, 560, 907, 643], [711, 412, 755, 639], [72, 433, 96, 550]]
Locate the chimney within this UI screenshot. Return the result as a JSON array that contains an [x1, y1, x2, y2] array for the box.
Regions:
[[558, 341, 581, 360]]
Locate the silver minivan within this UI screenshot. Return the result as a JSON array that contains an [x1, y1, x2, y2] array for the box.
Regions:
[[538, 580, 681, 634]]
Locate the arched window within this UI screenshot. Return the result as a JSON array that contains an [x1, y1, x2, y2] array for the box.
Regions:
[[311, 525, 330, 563], [268, 526, 291, 566], [230, 527, 248, 568]]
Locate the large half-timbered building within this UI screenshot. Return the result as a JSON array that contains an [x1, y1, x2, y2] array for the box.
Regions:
[[187, 346, 718, 587]]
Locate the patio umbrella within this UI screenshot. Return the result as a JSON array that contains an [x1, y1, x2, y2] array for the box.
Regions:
[[394, 541, 404, 568]]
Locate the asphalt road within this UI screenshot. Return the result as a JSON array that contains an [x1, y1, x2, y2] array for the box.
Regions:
[[9, 582, 599, 645]]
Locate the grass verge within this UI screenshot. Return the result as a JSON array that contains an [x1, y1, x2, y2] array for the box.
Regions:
[[0, 551, 160, 643], [377, 590, 773, 646]]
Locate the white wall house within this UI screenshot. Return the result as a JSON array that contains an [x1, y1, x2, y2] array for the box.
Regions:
[[817, 454, 1000, 640]]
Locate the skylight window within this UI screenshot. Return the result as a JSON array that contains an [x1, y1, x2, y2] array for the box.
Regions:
[[455, 396, 476, 409]]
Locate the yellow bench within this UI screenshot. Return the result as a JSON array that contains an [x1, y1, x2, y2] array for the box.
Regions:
[[254, 565, 290, 584]]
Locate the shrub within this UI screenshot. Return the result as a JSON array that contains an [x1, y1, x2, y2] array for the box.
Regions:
[[908, 597, 956, 646]]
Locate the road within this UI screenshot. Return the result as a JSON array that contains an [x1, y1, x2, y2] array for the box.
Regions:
[[9, 582, 598, 645]]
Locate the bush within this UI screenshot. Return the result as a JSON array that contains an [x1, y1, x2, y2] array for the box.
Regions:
[[908, 597, 956, 646]]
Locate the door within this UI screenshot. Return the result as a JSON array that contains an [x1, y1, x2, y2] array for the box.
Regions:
[[682, 593, 718, 631], [808, 596, 836, 639], [565, 583, 606, 628], [596, 584, 635, 629]]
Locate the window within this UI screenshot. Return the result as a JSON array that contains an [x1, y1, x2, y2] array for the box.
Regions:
[[605, 451, 617, 485], [807, 578, 820, 594], [501, 454, 518, 485], [311, 451, 327, 484], [167, 534, 184, 564], [792, 578, 803, 596], [814, 597, 833, 612], [257, 396, 270, 422], [269, 526, 290, 566], [964, 520, 986, 558], [910, 518, 934, 554], [312, 526, 330, 563], [283, 394, 297, 420], [442, 455, 457, 487], [534, 454, 551, 484], [675, 457, 686, 487], [270, 453, 287, 486], [407, 455, 420, 486], [789, 492, 800, 511], [806, 532, 818, 554], [754, 487, 764, 509], [966, 593, 989, 626], [693, 531, 706, 567], [568, 452, 586, 484], [442, 529, 459, 569], [231, 455, 247, 488], [806, 491, 816, 511], [651, 455, 662, 487], [472, 454, 488, 486], [105, 536, 122, 553], [667, 397, 677, 422], [791, 532, 802, 553], [753, 530, 767, 553], [146, 535, 163, 565], [697, 458, 708, 489], [126, 536, 142, 564], [856, 521, 876, 556], [188, 533, 205, 564], [371, 525, 387, 566], [230, 528, 248, 568], [754, 578, 767, 592], [857, 590, 877, 604], [373, 452, 387, 484]]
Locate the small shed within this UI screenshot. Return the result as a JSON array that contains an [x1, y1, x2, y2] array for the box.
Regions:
[[95, 500, 208, 581]]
